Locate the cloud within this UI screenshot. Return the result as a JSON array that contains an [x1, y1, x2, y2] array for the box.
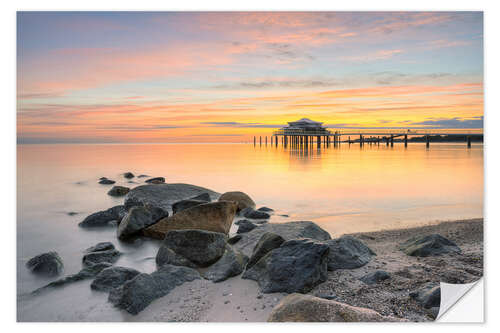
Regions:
[[200, 121, 283, 128], [340, 49, 403, 63], [409, 116, 483, 128]]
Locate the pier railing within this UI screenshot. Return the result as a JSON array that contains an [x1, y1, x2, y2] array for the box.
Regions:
[[273, 129, 332, 136]]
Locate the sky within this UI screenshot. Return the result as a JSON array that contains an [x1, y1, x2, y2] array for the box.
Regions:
[[17, 11, 483, 143]]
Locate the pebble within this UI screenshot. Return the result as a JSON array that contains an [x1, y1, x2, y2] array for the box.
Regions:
[[224, 300, 230, 304]]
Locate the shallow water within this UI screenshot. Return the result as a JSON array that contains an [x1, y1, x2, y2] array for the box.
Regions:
[[16, 142, 483, 321]]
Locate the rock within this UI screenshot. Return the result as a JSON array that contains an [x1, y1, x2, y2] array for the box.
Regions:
[[324, 236, 376, 270], [82, 249, 121, 266], [360, 270, 391, 285], [190, 192, 211, 202], [91, 266, 141, 292], [156, 229, 227, 267], [32, 263, 112, 295], [243, 238, 329, 293], [124, 183, 219, 211], [107, 186, 130, 197], [218, 191, 255, 212], [137, 174, 149, 178], [241, 207, 271, 220], [26, 251, 63, 277], [400, 234, 461, 257], [232, 221, 331, 258], [314, 292, 337, 300], [79, 205, 126, 228], [156, 246, 197, 269], [237, 220, 258, 234], [257, 207, 274, 212], [85, 242, 115, 253], [123, 172, 134, 179], [99, 178, 115, 185], [144, 201, 237, 239], [145, 177, 165, 184], [117, 205, 168, 240], [227, 235, 242, 245], [202, 245, 248, 282], [268, 294, 404, 322], [246, 232, 285, 270], [67, 212, 78, 216], [172, 199, 206, 214], [410, 283, 441, 309], [108, 264, 200, 315]]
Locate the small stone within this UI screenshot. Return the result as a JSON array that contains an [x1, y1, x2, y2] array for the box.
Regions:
[[224, 300, 230, 304], [124, 172, 135, 179], [145, 177, 165, 184], [99, 178, 115, 185], [107, 186, 130, 197]]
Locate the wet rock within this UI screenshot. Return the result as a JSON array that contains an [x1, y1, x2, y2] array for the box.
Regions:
[[190, 192, 211, 202], [202, 245, 248, 282], [232, 221, 331, 258], [91, 266, 141, 292], [26, 251, 63, 277], [227, 234, 243, 245], [243, 238, 329, 293], [117, 205, 168, 240], [268, 294, 405, 322], [123, 172, 135, 179], [108, 264, 200, 315], [156, 229, 227, 267], [156, 246, 198, 268], [83, 249, 121, 266], [410, 283, 441, 309], [78, 205, 126, 228], [145, 177, 165, 184], [218, 191, 256, 212], [245, 232, 285, 270], [124, 183, 219, 211], [257, 207, 274, 212], [360, 270, 391, 285], [324, 236, 376, 270], [99, 178, 115, 185], [85, 242, 115, 253], [144, 201, 237, 238], [237, 220, 258, 234], [172, 199, 206, 214], [241, 207, 271, 220], [107, 186, 130, 197], [137, 174, 149, 178], [400, 234, 461, 257]]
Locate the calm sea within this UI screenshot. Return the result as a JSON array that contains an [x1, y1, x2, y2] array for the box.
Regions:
[[16, 142, 483, 321]]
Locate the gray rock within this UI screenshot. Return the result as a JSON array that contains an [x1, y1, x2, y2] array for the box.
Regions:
[[410, 283, 441, 309], [227, 235, 242, 245], [108, 264, 200, 315], [117, 205, 168, 240], [124, 183, 219, 211], [91, 266, 141, 292], [257, 207, 274, 212], [324, 236, 376, 270], [190, 192, 211, 202], [99, 178, 115, 185], [360, 270, 391, 285], [145, 177, 165, 184], [241, 207, 271, 220], [83, 249, 121, 266], [137, 174, 149, 178], [243, 238, 329, 293], [123, 172, 135, 179], [237, 220, 258, 234], [202, 245, 248, 282], [79, 205, 126, 228], [157, 229, 227, 267], [232, 221, 332, 258], [156, 246, 197, 269], [107, 186, 130, 197], [218, 191, 255, 212], [314, 292, 337, 300], [26, 251, 63, 277], [67, 212, 78, 216], [246, 232, 285, 270], [400, 234, 461, 257], [172, 199, 206, 214], [85, 242, 115, 253]]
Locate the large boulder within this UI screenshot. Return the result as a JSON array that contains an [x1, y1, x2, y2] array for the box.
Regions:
[[190, 193, 211, 202], [243, 239, 329, 293], [156, 229, 227, 268], [108, 264, 200, 315], [143, 201, 237, 238], [172, 199, 206, 214], [268, 294, 404, 322], [218, 191, 255, 212], [79, 205, 126, 228], [124, 183, 219, 211], [232, 221, 331, 258], [26, 251, 64, 277], [410, 283, 441, 309], [117, 205, 168, 240], [202, 245, 248, 282], [241, 207, 271, 220], [107, 186, 130, 197], [246, 232, 285, 270], [91, 266, 141, 292], [82, 249, 121, 266], [324, 236, 376, 270], [400, 234, 461, 257]]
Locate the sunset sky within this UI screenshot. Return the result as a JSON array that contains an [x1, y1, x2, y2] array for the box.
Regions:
[[17, 11, 483, 143]]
